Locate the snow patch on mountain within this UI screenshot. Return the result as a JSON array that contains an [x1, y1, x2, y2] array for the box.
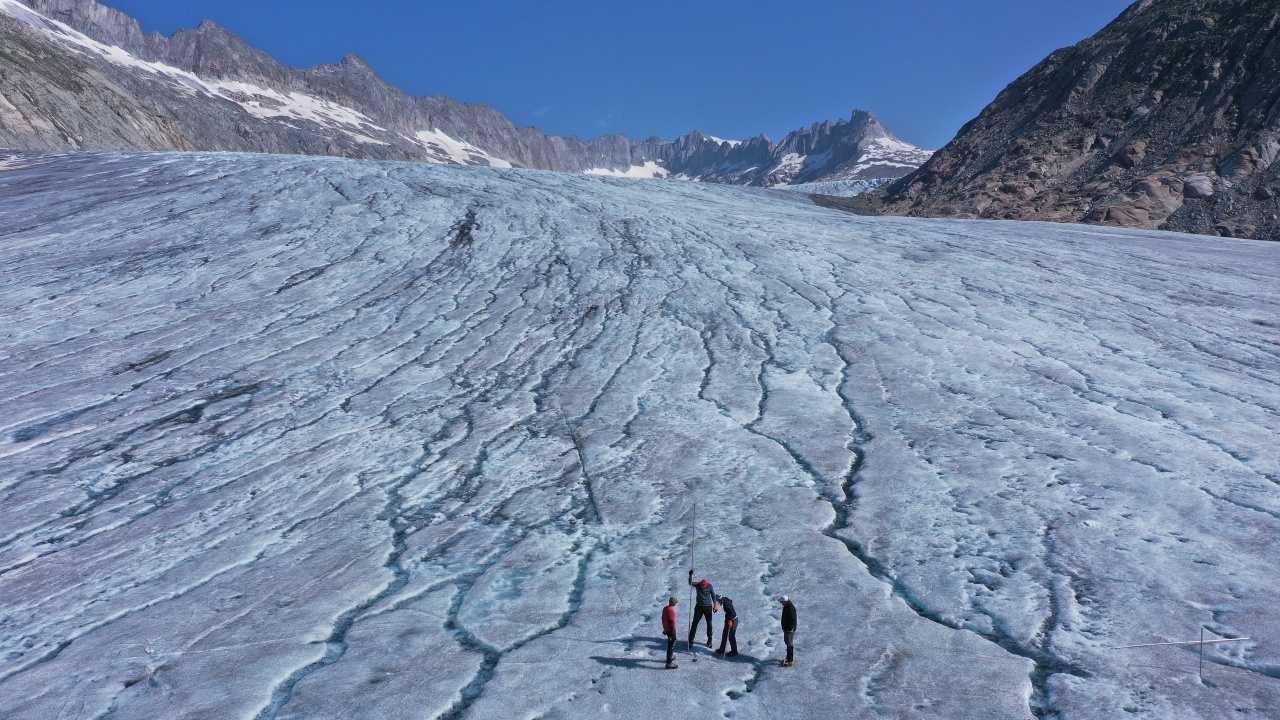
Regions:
[[0, 0, 48, 28], [209, 81, 386, 137], [584, 161, 669, 179], [824, 136, 935, 181], [413, 129, 512, 167]]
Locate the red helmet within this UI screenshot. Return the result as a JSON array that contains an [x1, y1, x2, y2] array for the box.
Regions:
[[700, 579, 708, 587]]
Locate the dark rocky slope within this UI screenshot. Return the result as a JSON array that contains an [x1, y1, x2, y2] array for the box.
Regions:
[[882, 0, 1280, 241]]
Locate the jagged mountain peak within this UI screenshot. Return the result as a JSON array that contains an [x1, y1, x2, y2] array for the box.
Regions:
[[340, 52, 371, 68], [1, 0, 931, 189], [652, 109, 930, 187], [777, 109, 893, 156], [681, 130, 721, 143]]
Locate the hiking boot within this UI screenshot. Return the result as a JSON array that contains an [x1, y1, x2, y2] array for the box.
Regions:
[[726, 650, 738, 657], [781, 659, 794, 667], [706, 640, 713, 648], [666, 661, 679, 669]]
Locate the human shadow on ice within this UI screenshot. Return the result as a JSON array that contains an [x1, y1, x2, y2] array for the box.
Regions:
[[591, 637, 762, 670], [586, 635, 670, 670], [589, 655, 668, 670]]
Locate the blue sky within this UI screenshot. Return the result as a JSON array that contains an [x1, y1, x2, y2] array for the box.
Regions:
[[104, 0, 1136, 149]]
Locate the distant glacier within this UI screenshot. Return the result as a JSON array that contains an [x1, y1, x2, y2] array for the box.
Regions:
[[780, 178, 892, 197]]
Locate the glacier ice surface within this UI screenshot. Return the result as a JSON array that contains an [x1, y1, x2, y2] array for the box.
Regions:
[[1, 150, 1278, 719]]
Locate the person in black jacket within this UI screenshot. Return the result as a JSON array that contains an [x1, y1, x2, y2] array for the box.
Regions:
[[779, 596, 797, 666], [687, 569, 718, 649], [715, 595, 738, 656]]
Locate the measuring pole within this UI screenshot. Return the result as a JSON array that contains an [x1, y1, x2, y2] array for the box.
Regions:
[[1199, 627, 1205, 680], [689, 503, 697, 659], [1112, 638, 1250, 649], [1112, 633, 1249, 681]]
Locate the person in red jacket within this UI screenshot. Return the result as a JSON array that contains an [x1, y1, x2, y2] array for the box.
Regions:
[[661, 596, 679, 669]]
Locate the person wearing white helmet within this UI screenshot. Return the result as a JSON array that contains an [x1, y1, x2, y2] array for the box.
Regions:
[[779, 596, 797, 666]]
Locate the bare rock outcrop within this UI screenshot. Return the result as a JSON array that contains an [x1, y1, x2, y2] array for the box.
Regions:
[[0, 11, 192, 151], [882, 0, 1280, 241]]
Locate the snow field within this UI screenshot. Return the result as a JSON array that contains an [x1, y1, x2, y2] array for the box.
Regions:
[[584, 161, 669, 179], [0, 150, 1277, 719]]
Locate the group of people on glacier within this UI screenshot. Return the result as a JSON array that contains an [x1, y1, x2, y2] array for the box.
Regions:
[[659, 569, 797, 669]]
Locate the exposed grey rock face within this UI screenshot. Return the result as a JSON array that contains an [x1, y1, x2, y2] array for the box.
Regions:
[[1, 0, 930, 186], [0, 11, 192, 151], [20, 0, 146, 52], [882, 0, 1280, 241], [4, 0, 531, 164]]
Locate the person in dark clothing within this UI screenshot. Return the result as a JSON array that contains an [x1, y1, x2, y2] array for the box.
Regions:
[[687, 569, 718, 649], [661, 596, 679, 668], [715, 595, 738, 656], [780, 596, 797, 666]]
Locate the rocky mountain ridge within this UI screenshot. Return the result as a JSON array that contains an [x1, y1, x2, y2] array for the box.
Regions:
[[0, 0, 929, 187], [881, 0, 1280, 240], [651, 113, 932, 187]]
